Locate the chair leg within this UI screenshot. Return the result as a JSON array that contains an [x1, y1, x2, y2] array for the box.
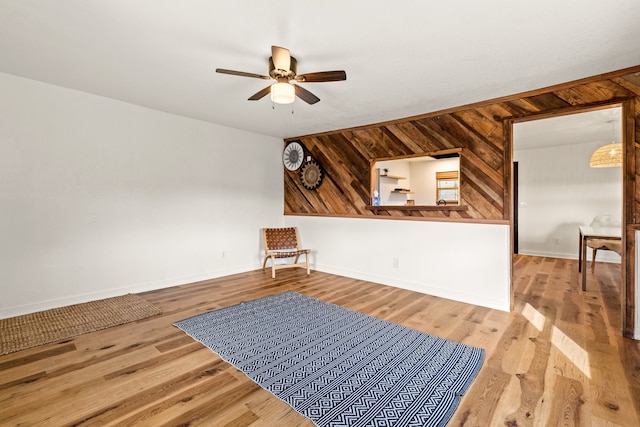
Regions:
[[591, 248, 598, 273]]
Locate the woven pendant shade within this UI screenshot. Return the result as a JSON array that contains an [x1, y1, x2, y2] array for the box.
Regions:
[[589, 143, 622, 168]]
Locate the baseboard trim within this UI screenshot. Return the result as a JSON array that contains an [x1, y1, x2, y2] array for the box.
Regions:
[[313, 264, 510, 312], [518, 250, 621, 263], [0, 264, 258, 319]]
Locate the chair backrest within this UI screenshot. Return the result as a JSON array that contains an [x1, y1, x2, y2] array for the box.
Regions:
[[263, 227, 301, 252], [590, 215, 621, 228]]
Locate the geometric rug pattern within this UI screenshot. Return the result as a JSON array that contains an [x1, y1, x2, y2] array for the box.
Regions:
[[174, 291, 484, 427]]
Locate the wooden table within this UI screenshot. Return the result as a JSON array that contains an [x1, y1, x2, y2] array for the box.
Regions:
[[578, 226, 621, 291]]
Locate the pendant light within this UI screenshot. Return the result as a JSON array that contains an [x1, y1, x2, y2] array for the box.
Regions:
[[589, 120, 621, 168]]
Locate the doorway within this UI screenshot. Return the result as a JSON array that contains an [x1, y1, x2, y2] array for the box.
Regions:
[[513, 107, 622, 261], [509, 104, 627, 333]]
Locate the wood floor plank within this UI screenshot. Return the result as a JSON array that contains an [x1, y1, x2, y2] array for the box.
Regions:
[[0, 256, 638, 426], [544, 374, 585, 426], [65, 359, 229, 426], [450, 366, 513, 426]]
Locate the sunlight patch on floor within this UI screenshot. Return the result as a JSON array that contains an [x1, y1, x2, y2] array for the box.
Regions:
[[521, 303, 591, 378], [551, 325, 591, 378], [522, 302, 545, 331]]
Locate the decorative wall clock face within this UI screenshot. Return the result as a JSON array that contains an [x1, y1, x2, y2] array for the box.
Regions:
[[283, 142, 304, 171], [300, 160, 323, 190]]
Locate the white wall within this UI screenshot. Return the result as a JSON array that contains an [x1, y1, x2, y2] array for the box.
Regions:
[[284, 216, 511, 311], [0, 72, 284, 318], [623, 231, 640, 340], [376, 160, 412, 205], [411, 158, 459, 205], [514, 141, 622, 261]]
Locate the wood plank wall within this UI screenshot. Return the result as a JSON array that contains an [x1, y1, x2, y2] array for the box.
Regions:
[[283, 65, 640, 337]]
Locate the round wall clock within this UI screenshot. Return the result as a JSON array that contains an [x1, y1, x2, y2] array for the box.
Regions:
[[300, 160, 323, 190], [283, 142, 304, 171]]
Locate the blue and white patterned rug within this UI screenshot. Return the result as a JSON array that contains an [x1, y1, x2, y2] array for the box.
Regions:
[[174, 291, 484, 427]]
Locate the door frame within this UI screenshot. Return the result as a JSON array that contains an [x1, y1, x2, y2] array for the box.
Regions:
[[505, 99, 635, 338], [513, 161, 518, 255]]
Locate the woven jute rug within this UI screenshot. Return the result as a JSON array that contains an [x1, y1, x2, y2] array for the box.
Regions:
[[0, 293, 161, 355]]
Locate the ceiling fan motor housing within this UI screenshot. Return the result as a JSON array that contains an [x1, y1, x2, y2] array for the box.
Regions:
[[269, 56, 297, 80]]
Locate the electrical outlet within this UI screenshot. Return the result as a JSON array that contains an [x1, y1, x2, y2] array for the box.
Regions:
[[553, 239, 560, 245], [393, 257, 399, 268], [221, 251, 226, 258]]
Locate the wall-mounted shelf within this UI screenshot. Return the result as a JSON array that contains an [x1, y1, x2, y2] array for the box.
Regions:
[[391, 190, 414, 194], [380, 174, 406, 180], [366, 205, 468, 216]]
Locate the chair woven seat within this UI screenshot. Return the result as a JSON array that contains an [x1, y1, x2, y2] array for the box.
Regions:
[[270, 249, 310, 258], [587, 239, 622, 254]]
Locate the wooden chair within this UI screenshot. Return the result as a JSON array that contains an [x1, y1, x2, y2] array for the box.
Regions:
[[587, 215, 622, 273], [588, 239, 622, 272], [262, 227, 310, 278]]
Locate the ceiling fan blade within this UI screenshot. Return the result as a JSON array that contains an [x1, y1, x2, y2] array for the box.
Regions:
[[296, 70, 347, 83], [216, 68, 271, 80], [271, 46, 291, 72], [294, 85, 320, 105], [248, 85, 272, 101]]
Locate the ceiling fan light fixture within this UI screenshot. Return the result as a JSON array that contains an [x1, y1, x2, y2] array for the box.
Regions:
[[217, 45, 346, 105], [271, 82, 295, 104]]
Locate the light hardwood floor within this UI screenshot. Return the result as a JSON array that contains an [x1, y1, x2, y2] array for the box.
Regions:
[[1, 255, 639, 426]]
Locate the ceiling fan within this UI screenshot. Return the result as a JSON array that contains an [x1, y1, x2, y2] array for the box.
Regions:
[[216, 46, 347, 105]]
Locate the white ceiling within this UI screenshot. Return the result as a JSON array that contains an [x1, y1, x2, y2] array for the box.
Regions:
[[514, 106, 623, 151], [0, 1, 638, 139]]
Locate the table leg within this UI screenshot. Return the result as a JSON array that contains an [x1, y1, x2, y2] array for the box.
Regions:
[[578, 231, 583, 273], [581, 235, 588, 291]]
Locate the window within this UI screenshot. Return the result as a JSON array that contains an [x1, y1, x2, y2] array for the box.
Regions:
[[436, 171, 459, 205]]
